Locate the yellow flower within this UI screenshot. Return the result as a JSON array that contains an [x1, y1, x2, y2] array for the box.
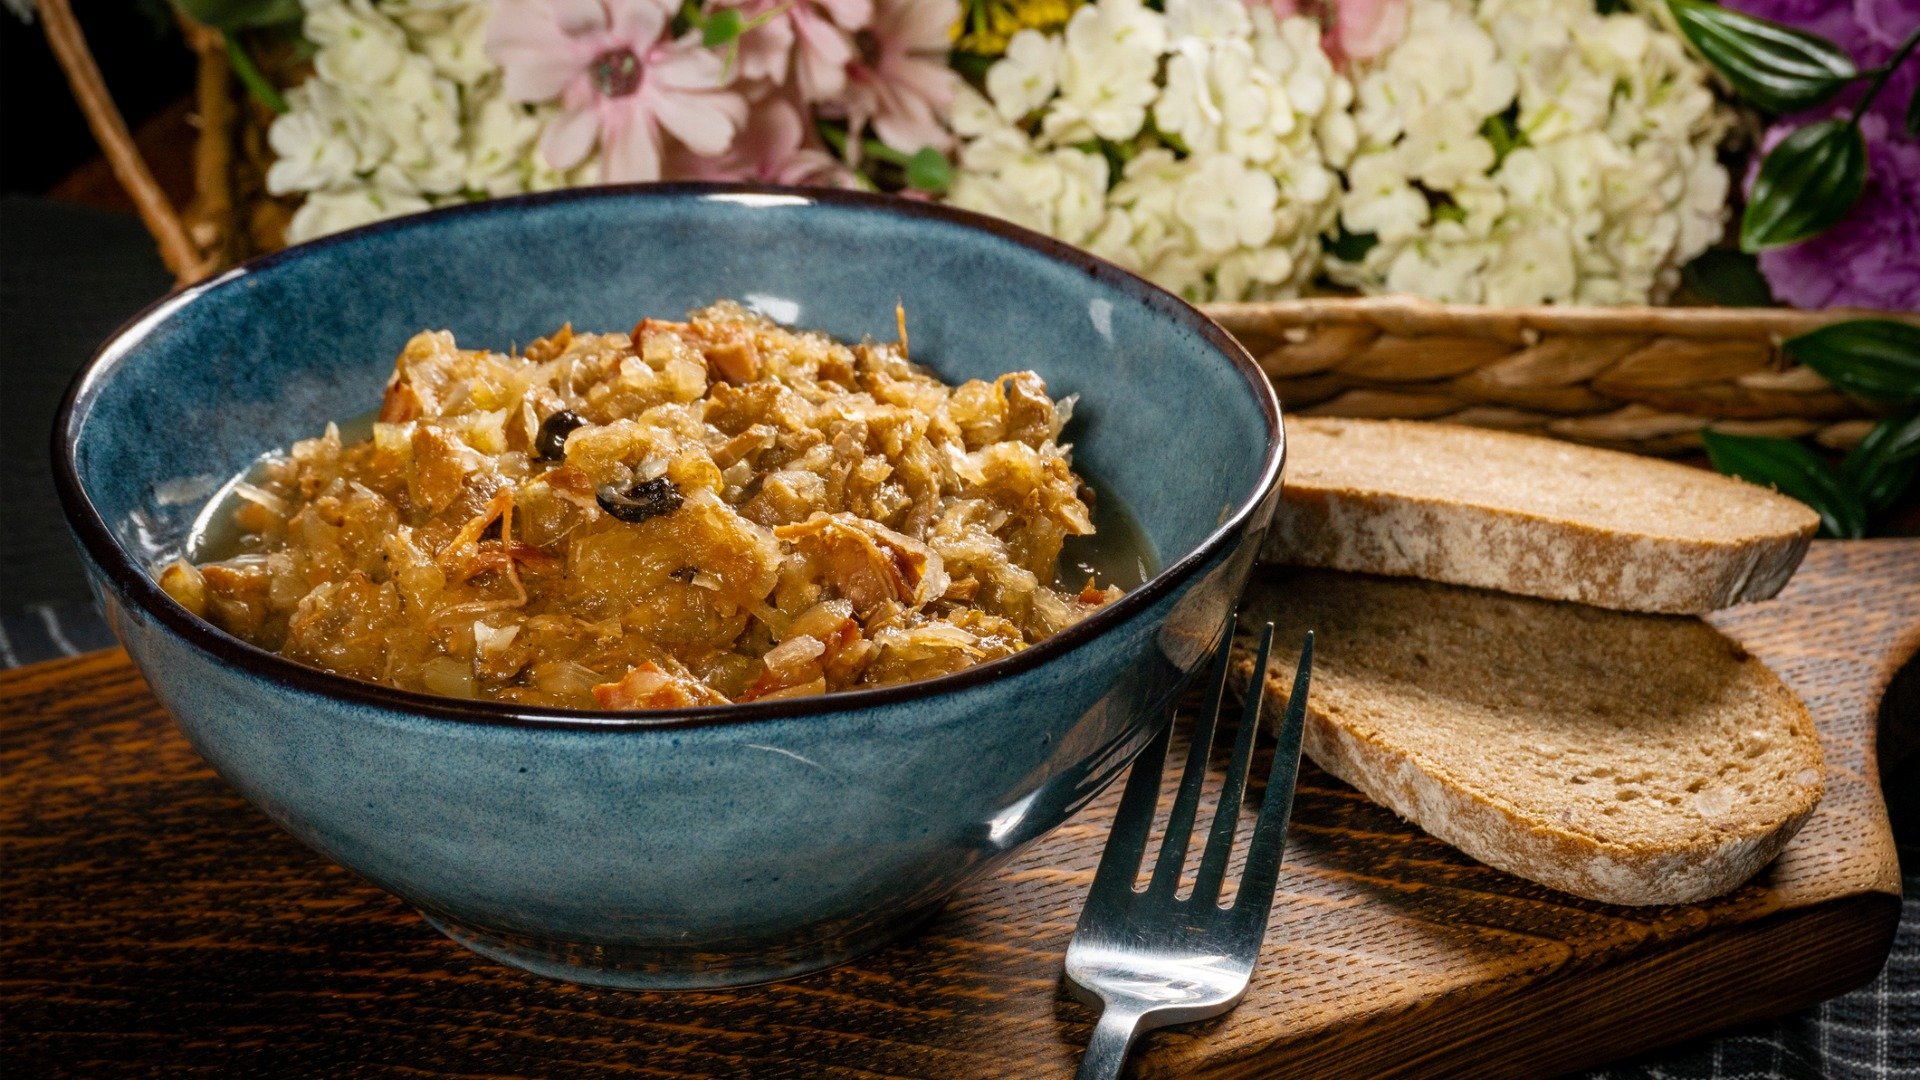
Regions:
[[953, 0, 1081, 56]]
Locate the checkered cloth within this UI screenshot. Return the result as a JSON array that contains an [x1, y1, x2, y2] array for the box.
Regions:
[[4, 601, 1913, 1079], [1583, 881, 1919, 1080]]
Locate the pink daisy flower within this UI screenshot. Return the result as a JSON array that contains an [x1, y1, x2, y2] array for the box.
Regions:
[[674, 97, 856, 185], [1247, 0, 1406, 66], [836, 0, 958, 155], [1328, 0, 1406, 64], [724, 0, 875, 102], [488, 0, 750, 182]]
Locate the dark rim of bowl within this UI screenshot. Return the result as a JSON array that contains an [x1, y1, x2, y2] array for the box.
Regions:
[[52, 182, 1283, 732]]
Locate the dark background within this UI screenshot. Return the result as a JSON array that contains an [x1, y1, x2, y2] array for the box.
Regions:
[[2, 2, 192, 194], [3, 3, 190, 610]]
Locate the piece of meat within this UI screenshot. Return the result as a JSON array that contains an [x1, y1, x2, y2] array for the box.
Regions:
[[592, 661, 729, 709], [410, 426, 477, 515], [158, 560, 208, 618], [200, 559, 275, 640], [773, 513, 950, 616], [1000, 371, 1057, 448]]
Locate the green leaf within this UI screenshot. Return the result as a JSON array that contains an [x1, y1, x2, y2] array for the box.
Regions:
[[1842, 412, 1920, 516], [816, 120, 850, 156], [1786, 320, 1920, 405], [906, 148, 951, 193], [669, 0, 697, 38], [701, 8, 744, 47], [172, 0, 303, 30], [1682, 249, 1774, 307], [223, 32, 288, 114], [1701, 429, 1867, 538], [951, 50, 996, 81], [1480, 106, 1525, 168], [1667, 0, 1856, 113], [1739, 119, 1867, 251]]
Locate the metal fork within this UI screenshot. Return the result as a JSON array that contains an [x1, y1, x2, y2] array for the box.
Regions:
[[1064, 622, 1312, 1080]]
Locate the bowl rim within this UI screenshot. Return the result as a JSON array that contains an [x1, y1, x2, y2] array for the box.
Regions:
[[52, 182, 1283, 732]]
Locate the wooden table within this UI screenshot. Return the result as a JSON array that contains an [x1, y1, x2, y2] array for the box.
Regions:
[[4, 543, 1912, 1078]]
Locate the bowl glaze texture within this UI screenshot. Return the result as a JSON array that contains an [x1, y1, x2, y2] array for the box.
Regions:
[[54, 185, 1283, 988]]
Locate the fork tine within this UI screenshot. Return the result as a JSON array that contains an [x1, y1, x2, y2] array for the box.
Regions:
[[1189, 622, 1273, 909], [1231, 631, 1312, 935], [1080, 719, 1172, 916], [1143, 620, 1234, 899]]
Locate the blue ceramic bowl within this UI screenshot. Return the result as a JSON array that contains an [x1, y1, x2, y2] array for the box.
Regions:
[[54, 185, 1282, 988]]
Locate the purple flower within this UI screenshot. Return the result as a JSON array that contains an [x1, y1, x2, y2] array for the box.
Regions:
[[1726, 0, 1879, 57], [1725, 0, 1917, 125], [1728, 0, 1919, 309], [1754, 113, 1920, 311]]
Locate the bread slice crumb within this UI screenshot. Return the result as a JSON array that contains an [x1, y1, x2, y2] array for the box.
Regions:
[[1237, 569, 1824, 906]]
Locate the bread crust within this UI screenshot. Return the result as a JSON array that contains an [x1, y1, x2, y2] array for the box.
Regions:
[[1263, 420, 1819, 615], [1267, 489, 1814, 616]]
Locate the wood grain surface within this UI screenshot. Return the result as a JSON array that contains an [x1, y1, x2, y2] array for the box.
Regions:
[[4, 542, 1913, 1079]]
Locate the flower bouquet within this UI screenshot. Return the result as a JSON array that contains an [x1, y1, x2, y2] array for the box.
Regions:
[[35, 0, 1920, 526]]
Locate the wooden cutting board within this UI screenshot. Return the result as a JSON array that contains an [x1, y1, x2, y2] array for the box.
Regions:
[[4, 541, 1911, 1078]]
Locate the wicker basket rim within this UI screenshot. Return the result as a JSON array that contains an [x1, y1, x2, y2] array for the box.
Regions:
[[1201, 297, 1917, 340]]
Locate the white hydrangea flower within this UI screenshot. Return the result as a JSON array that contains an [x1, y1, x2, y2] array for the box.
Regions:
[[949, 118, 1110, 244], [525, 148, 599, 192], [1050, 150, 1112, 243], [1676, 142, 1731, 254], [1106, 147, 1187, 242], [377, 0, 474, 12], [951, 84, 1001, 140], [957, 1, 1348, 302], [957, 121, 1035, 174], [465, 95, 545, 197], [1251, 12, 1341, 131], [305, 0, 411, 91], [397, 0, 495, 85], [986, 30, 1063, 123], [1340, 152, 1426, 243], [1157, 40, 1298, 165], [1041, 0, 1167, 143], [949, 171, 1052, 235], [1330, 0, 1731, 306], [286, 185, 432, 244], [1483, 225, 1577, 306], [1396, 102, 1496, 188], [1214, 244, 1297, 303], [1175, 155, 1278, 253], [364, 54, 469, 195], [1162, 0, 1251, 45], [1082, 205, 1146, 273], [267, 82, 383, 195]]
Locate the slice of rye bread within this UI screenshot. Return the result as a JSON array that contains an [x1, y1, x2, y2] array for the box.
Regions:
[[1236, 569, 1824, 906], [1265, 417, 1820, 614]]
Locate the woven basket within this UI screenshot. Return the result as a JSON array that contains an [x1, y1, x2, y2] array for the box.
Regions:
[[1207, 300, 1909, 454], [40, 0, 1915, 456]]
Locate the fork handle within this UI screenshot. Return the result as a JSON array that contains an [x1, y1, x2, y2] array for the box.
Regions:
[[1076, 1005, 1146, 1080]]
